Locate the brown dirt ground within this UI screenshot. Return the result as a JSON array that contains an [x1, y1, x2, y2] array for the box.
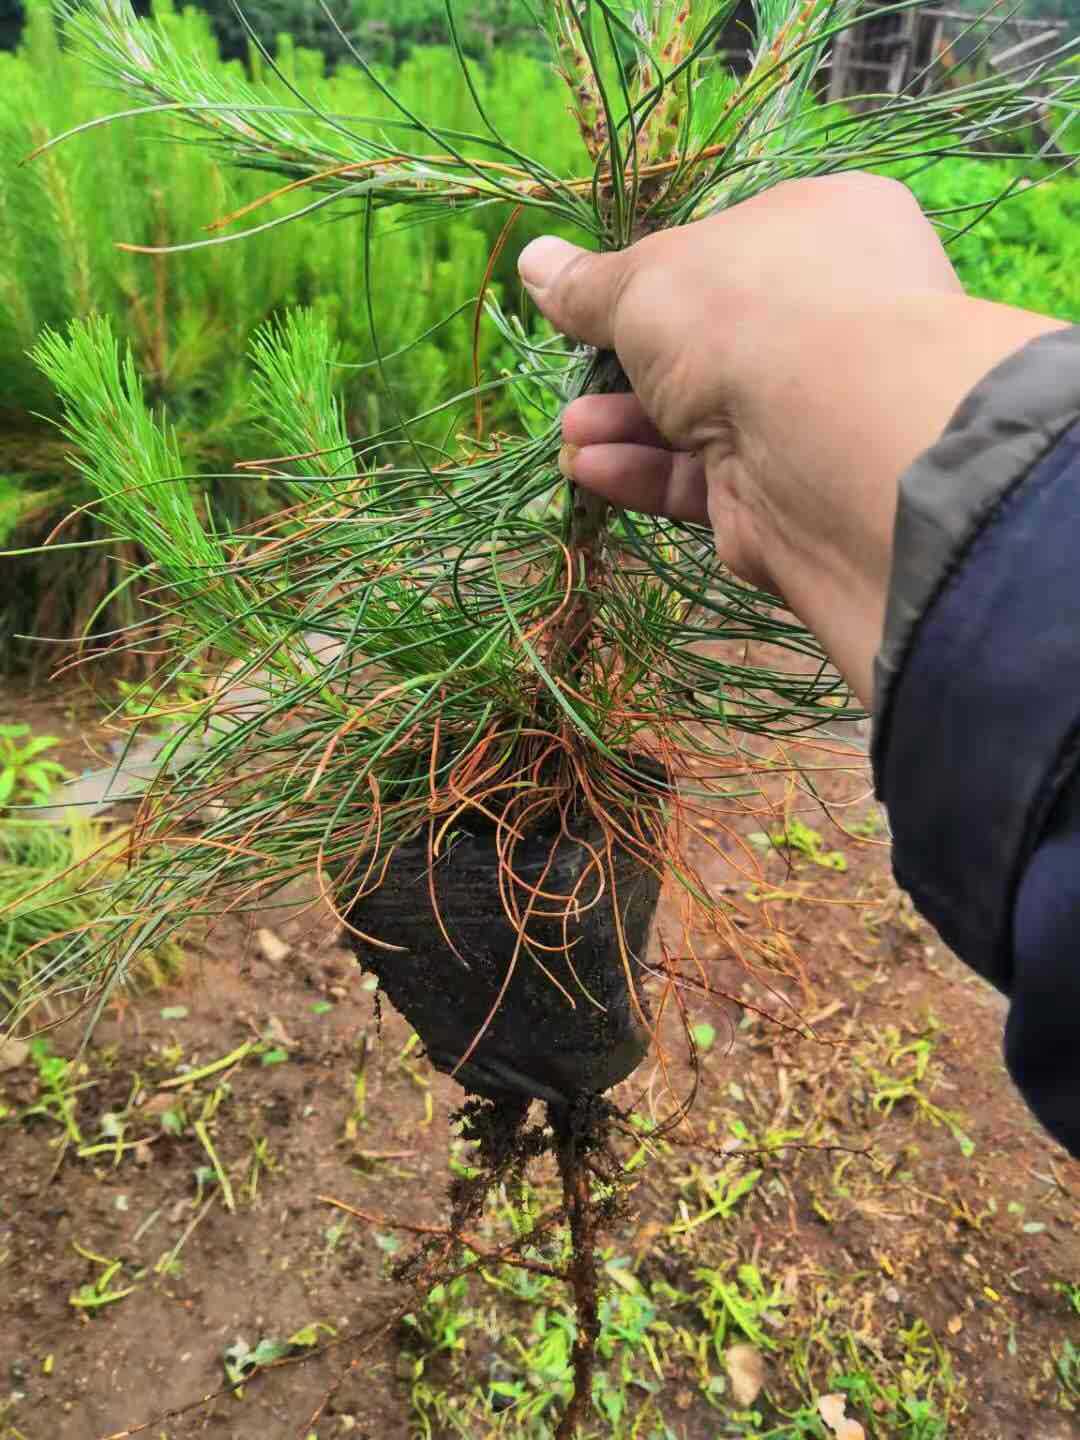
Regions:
[[2, 680, 1079, 1440]]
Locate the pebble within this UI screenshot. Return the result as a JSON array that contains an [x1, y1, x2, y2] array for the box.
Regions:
[[256, 929, 291, 964], [0, 1038, 29, 1073]]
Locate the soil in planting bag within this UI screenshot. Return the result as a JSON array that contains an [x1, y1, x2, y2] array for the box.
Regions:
[[343, 812, 659, 1108]]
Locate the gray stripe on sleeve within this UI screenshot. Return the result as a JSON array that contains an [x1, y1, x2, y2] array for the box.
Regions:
[[873, 324, 1080, 770]]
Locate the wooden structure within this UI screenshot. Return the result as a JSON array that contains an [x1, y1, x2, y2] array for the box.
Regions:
[[825, 5, 1068, 109], [715, 2, 1068, 114]]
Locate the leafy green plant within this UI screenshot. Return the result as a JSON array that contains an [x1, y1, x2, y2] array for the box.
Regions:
[[0, 724, 68, 808], [399, 1229, 966, 1437], [751, 817, 847, 871], [404, 1243, 679, 1436], [670, 1161, 762, 1234], [405, 1276, 476, 1364], [828, 1345, 953, 1440], [1054, 1338, 1080, 1405], [907, 155, 1080, 324], [222, 1322, 335, 1395], [21, 1035, 86, 1144], [694, 1262, 790, 1355]]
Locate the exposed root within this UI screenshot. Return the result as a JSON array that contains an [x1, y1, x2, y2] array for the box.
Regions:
[[554, 1116, 602, 1437], [387, 1090, 623, 1439]]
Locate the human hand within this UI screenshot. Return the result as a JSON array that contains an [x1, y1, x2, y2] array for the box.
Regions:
[[519, 173, 1063, 704]]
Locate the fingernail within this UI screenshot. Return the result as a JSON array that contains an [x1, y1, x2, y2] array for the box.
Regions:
[[558, 444, 580, 480], [518, 235, 581, 291]]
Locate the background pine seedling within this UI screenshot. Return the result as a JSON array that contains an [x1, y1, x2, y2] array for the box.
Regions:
[[0, 0, 588, 667]]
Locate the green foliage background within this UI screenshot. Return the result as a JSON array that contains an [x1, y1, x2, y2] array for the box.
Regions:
[[0, 0, 1078, 667], [0, 0, 584, 445], [0, 0, 550, 62], [0, 0, 587, 660]]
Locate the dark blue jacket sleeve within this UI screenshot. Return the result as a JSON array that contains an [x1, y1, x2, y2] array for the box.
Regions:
[[872, 327, 1080, 1157]]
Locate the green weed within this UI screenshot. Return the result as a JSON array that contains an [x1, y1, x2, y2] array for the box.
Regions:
[[859, 1023, 975, 1158], [68, 1240, 139, 1312], [751, 819, 847, 872], [0, 724, 68, 809], [245, 1132, 277, 1202], [21, 1036, 87, 1145], [1053, 1339, 1080, 1407], [343, 1037, 370, 1144], [669, 1162, 763, 1234], [222, 1322, 336, 1396], [694, 1262, 791, 1355], [399, 1229, 963, 1437], [849, 808, 888, 840]]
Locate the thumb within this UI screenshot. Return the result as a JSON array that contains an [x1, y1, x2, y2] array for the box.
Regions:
[[517, 235, 628, 349]]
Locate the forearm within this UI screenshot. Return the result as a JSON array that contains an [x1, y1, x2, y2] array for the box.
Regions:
[[763, 294, 1070, 708]]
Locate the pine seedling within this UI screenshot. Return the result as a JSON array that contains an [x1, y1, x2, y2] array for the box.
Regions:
[[17, 3, 1078, 1431], [17, 0, 1077, 1090]]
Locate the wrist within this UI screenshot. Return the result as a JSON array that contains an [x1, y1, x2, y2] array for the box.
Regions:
[[749, 294, 1069, 707], [774, 550, 887, 710], [868, 292, 1070, 478]]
